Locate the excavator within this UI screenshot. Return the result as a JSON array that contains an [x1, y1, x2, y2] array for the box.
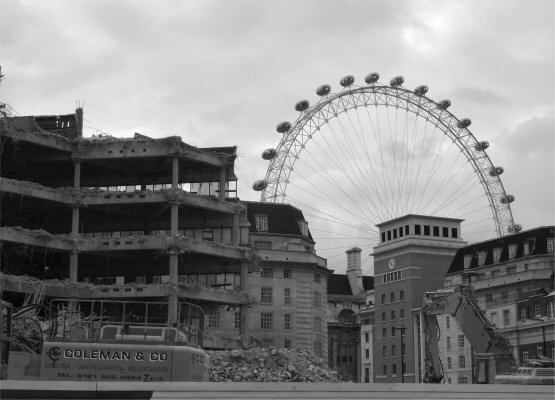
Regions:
[[422, 284, 553, 384], [1, 298, 209, 382]]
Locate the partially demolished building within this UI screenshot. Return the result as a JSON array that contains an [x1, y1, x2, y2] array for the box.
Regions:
[[0, 109, 257, 337]]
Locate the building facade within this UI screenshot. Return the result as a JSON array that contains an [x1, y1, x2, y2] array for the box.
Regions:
[[436, 226, 555, 383], [1, 110, 257, 339], [202, 201, 331, 356], [372, 215, 466, 383]]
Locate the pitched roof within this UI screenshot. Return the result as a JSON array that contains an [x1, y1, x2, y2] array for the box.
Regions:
[[446, 226, 554, 275], [327, 274, 374, 295], [244, 201, 313, 240]]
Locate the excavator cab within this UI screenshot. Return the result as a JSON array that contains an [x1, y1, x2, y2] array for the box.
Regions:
[[475, 353, 516, 384]]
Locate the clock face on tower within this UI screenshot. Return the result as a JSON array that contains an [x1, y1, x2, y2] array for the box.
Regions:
[[388, 258, 395, 270]]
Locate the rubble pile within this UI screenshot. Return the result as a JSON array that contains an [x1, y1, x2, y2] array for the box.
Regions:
[[208, 348, 348, 382]]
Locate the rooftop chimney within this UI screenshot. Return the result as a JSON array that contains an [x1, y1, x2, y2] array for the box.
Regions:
[[346, 246, 364, 296]]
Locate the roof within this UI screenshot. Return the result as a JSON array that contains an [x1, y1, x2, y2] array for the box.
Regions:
[[244, 201, 313, 240], [327, 274, 374, 295], [446, 226, 555, 275]]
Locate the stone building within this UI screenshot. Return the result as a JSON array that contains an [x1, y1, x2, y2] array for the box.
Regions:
[[327, 247, 374, 381], [0, 109, 257, 338], [372, 215, 466, 383], [436, 226, 554, 384], [201, 201, 331, 355]]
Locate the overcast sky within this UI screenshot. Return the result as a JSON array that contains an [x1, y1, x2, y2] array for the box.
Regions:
[[1, 0, 553, 274]]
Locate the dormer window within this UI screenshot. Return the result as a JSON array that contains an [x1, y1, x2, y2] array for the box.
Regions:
[[463, 255, 472, 270], [298, 220, 308, 236], [255, 214, 268, 232], [493, 247, 502, 263], [508, 244, 518, 259], [478, 251, 487, 266]]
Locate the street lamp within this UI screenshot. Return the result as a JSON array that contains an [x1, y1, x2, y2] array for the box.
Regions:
[[398, 326, 407, 383]]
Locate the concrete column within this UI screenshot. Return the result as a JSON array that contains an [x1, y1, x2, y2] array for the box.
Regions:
[[69, 251, 79, 282], [172, 156, 179, 189], [168, 248, 179, 324], [240, 261, 249, 347], [219, 167, 226, 199], [69, 158, 81, 282], [232, 214, 239, 246]]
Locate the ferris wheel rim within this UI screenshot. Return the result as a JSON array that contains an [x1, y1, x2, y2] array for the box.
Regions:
[[259, 76, 517, 237]]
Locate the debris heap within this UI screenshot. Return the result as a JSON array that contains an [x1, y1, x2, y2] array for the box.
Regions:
[[208, 348, 348, 382]]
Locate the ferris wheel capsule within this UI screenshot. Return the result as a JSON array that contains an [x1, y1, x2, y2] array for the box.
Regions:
[[437, 99, 451, 110], [276, 121, 292, 133], [489, 166, 504, 176], [295, 100, 310, 112], [457, 118, 472, 129], [365, 73, 380, 84], [340, 75, 355, 87], [252, 179, 268, 191], [390, 76, 404, 87], [316, 84, 331, 96], [474, 141, 489, 151], [500, 194, 515, 204], [262, 148, 277, 160], [414, 85, 429, 96], [507, 224, 522, 233]]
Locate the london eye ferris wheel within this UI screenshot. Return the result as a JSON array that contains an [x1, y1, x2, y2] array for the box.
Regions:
[[253, 73, 519, 271]]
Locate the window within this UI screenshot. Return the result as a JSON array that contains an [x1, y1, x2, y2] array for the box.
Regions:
[[446, 316, 450, 329], [508, 244, 517, 259], [284, 314, 291, 331], [548, 238, 554, 253], [234, 312, 241, 329], [284, 339, 291, 349], [459, 355, 466, 368], [284, 269, 292, 279], [313, 316, 322, 333], [284, 288, 291, 305], [381, 294, 386, 304], [314, 273, 321, 283], [451, 228, 458, 238], [493, 248, 502, 263], [523, 241, 530, 256], [381, 232, 386, 242], [391, 344, 396, 356], [255, 215, 268, 231], [387, 230, 392, 240], [506, 266, 516, 274], [391, 327, 396, 337], [503, 310, 510, 327], [399, 227, 403, 238], [490, 311, 498, 326], [537, 344, 544, 357], [263, 338, 273, 347], [520, 307, 527, 323], [313, 291, 321, 308], [392, 364, 397, 375], [136, 275, 146, 284], [261, 287, 273, 304], [382, 312, 387, 322], [393, 229, 398, 239], [208, 311, 220, 328], [447, 356, 451, 369], [548, 301, 554, 318], [405, 225, 409, 235], [365, 348, 370, 359], [391, 292, 395, 302], [478, 251, 487, 266], [415, 224, 421, 235], [365, 368, 370, 383], [433, 226, 440, 236], [400, 308, 405, 319], [383, 365, 388, 376], [383, 345, 387, 357], [365, 332, 369, 343], [261, 313, 272, 330], [254, 241, 272, 250], [400, 290, 405, 301], [382, 328, 387, 338], [486, 293, 493, 302], [535, 302, 542, 317], [458, 376, 468, 384], [458, 335, 465, 348], [203, 229, 213, 241], [424, 225, 430, 236], [298, 220, 308, 236], [463, 255, 472, 270], [442, 227, 449, 237], [446, 336, 451, 351], [261, 268, 273, 278], [391, 310, 396, 320]]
